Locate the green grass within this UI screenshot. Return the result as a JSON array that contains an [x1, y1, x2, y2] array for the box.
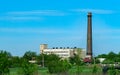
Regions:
[[9, 66, 103, 75], [38, 67, 49, 75], [68, 66, 102, 75], [10, 68, 19, 75]]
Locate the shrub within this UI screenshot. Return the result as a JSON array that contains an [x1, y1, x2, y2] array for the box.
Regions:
[[48, 60, 71, 74], [18, 59, 38, 75]]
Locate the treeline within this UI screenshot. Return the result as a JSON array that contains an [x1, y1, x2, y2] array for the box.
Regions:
[[0, 50, 38, 75], [0, 50, 84, 75], [97, 51, 120, 64], [1, 50, 119, 75]]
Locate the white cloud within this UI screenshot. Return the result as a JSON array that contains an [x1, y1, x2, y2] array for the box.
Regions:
[[7, 10, 67, 16], [0, 28, 70, 34], [71, 9, 115, 14], [0, 10, 67, 21], [0, 16, 42, 21]]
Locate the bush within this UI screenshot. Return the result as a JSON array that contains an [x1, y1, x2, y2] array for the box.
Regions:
[[92, 65, 98, 74], [0, 50, 11, 75], [18, 59, 38, 75], [108, 65, 117, 75], [48, 60, 71, 74]]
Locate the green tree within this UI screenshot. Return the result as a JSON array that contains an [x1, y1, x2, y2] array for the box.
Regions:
[[69, 54, 83, 65], [108, 65, 117, 75], [97, 51, 119, 64], [69, 54, 84, 75], [0, 50, 11, 75], [44, 54, 60, 67], [36, 54, 42, 65], [10, 56, 21, 67], [92, 65, 99, 74], [48, 59, 71, 74], [97, 54, 107, 58], [18, 58, 38, 75], [116, 52, 120, 62], [37, 54, 60, 67], [60, 60, 71, 74], [107, 52, 117, 60], [23, 51, 37, 60]]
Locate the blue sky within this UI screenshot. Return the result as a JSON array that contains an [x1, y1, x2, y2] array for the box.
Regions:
[[0, 0, 120, 56]]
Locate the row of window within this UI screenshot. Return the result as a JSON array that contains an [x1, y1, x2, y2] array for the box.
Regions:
[[44, 51, 69, 53], [43, 52, 69, 57]]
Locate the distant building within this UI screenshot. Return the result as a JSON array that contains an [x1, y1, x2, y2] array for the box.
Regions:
[[98, 58, 105, 63], [40, 44, 48, 53], [40, 44, 86, 59]]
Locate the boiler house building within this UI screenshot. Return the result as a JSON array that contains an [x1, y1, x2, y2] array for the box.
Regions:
[[40, 44, 86, 59]]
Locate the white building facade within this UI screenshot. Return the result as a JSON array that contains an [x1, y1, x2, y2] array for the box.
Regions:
[[40, 44, 86, 59], [43, 49, 72, 58]]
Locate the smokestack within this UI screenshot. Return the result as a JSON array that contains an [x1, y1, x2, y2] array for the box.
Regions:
[[87, 12, 92, 59]]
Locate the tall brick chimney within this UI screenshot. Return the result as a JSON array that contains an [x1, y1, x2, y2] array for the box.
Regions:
[[87, 12, 92, 59]]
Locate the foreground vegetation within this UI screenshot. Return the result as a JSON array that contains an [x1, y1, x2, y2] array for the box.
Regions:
[[9, 66, 102, 75], [1, 50, 120, 75]]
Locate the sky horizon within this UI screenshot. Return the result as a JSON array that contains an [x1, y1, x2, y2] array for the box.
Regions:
[[0, 0, 120, 56]]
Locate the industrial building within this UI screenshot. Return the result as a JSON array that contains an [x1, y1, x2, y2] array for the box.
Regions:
[[39, 12, 93, 61], [40, 44, 86, 59]]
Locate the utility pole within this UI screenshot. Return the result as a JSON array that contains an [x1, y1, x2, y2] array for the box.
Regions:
[[42, 50, 44, 68]]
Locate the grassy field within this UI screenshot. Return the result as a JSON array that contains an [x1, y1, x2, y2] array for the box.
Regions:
[[10, 66, 103, 75]]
